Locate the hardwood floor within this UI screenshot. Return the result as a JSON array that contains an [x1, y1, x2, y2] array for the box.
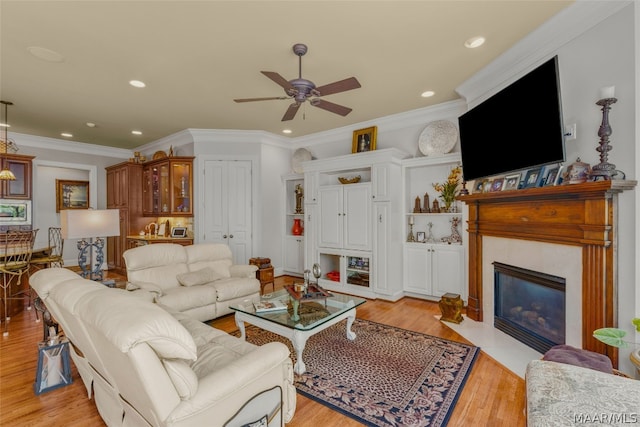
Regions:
[[0, 272, 526, 426]]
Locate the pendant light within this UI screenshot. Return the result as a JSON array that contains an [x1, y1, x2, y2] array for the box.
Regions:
[[0, 101, 16, 181]]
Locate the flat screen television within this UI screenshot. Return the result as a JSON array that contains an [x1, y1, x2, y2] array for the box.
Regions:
[[458, 56, 565, 182]]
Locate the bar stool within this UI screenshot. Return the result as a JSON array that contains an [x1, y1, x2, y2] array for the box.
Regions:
[[0, 229, 37, 336], [30, 227, 64, 270]]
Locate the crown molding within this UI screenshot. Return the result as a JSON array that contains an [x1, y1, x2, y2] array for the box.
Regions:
[[187, 129, 291, 148], [456, 0, 632, 107], [10, 132, 132, 158]]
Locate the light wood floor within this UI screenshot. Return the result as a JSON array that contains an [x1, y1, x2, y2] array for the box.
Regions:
[[0, 273, 526, 427]]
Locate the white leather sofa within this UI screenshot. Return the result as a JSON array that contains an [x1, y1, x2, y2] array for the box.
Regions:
[[30, 268, 296, 427], [123, 243, 260, 322]]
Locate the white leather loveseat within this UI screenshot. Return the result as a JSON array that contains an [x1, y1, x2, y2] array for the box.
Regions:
[[30, 268, 296, 427], [123, 243, 260, 321]]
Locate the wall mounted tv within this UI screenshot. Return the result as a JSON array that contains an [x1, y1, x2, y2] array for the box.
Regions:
[[458, 56, 565, 182]]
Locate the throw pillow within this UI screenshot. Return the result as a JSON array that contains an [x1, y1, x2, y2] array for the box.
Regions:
[[176, 267, 222, 287]]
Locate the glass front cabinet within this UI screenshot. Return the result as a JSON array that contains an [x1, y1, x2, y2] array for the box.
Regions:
[[143, 157, 194, 216]]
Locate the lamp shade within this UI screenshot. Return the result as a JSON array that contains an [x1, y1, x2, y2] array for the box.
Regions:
[[61, 209, 120, 240]]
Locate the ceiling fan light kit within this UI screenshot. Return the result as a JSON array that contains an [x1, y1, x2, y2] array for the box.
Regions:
[[234, 43, 361, 121]]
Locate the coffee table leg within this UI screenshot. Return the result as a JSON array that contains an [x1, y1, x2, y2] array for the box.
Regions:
[[235, 315, 246, 340], [346, 311, 357, 340], [292, 330, 308, 375]]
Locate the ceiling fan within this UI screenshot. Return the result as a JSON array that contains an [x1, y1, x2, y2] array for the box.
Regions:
[[234, 43, 361, 121]]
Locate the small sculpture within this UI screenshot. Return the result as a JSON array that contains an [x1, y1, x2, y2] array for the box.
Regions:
[[294, 184, 304, 214], [441, 216, 462, 244], [413, 196, 421, 213], [426, 222, 435, 243], [432, 199, 440, 213], [423, 193, 430, 213]]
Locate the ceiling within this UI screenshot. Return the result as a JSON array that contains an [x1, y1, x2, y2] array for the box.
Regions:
[[0, 1, 573, 150]]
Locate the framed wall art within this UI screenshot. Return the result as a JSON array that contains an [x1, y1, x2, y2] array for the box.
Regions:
[[490, 178, 504, 192], [503, 173, 520, 191], [352, 126, 377, 153], [523, 168, 542, 189], [56, 180, 89, 212]]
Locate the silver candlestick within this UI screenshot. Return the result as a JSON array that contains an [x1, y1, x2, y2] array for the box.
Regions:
[[590, 97, 617, 181]]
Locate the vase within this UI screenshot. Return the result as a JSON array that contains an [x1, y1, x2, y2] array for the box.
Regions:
[[291, 218, 303, 236]]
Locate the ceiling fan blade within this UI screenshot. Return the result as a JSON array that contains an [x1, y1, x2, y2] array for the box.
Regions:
[[311, 99, 352, 116], [315, 77, 361, 96], [261, 71, 294, 91], [281, 103, 300, 121], [234, 96, 289, 103]]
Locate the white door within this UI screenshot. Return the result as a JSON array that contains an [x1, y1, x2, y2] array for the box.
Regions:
[[432, 245, 464, 297], [203, 160, 252, 264], [284, 235, 304, 273], [404, 245, 431, 294], [343, 184, 371, 250], [318, 186, 342, 248]]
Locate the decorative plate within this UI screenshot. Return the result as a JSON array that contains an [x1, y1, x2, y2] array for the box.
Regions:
[[418, 120, 459, 156], [152, 150, 167, 160], [291, 148, 312, 173]]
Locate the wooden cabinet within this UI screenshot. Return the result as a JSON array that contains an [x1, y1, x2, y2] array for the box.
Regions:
[[106, 161, 145, 275], [1, 154, 33, 199], [142, 157, 194, 216]]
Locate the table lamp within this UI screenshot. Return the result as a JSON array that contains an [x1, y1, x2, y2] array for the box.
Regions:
[[60, 209, 120, 281]]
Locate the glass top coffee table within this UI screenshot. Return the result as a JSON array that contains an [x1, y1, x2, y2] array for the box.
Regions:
[[230, 288, 366, 374]]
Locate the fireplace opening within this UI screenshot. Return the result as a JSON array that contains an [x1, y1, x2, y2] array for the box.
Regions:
[[493, 262, 565, 354]]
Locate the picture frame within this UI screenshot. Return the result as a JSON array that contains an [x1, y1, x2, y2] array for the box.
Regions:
[[56, 180, 89, 212], [490, 178, 504, 192], [503, 173, 520, 191], [416, 231, 426, 243], [523, 168, 542, 189], [482, 179, 492, 193], [543, 166, 560, 186], [171, 226, 188, 238], [352, 126, 377, 153], [473, 180, 484, 194]]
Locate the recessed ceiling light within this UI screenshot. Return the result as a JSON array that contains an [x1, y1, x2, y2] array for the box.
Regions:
[[464, 36, 485, 49], [282, 129, 292, 134], [61, 132, 73, 138], [421, 90, 435, 98], [131, 130, 142, 135], [129, 80, 146, 88], [27, 46, 65, 62], [86, 122, 96, 128]]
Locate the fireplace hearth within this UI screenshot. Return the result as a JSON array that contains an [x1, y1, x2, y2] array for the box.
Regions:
[[494, 262, 565, 354]]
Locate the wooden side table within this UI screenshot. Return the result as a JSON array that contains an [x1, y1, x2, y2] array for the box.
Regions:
[[256, 266, 274, 295]]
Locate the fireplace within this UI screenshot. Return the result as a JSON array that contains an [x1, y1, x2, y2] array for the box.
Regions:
[[493, 262, 565, 354]]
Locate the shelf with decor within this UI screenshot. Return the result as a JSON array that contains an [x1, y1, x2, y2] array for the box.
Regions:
[[283, 173, 304, 275], [401, 152, 466, 300]]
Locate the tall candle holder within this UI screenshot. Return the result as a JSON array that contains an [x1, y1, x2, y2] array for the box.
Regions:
[[406, 215, 416, 242], [590, 96, 618, 181]]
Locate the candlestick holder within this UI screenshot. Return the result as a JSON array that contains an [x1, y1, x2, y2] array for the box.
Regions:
[[590, 97, 617, 181], [406, 224, 416, 242]]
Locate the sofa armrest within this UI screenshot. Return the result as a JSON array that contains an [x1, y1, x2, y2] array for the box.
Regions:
[[127, 280, 164, 298], [229, 264, 259, 278], [168, 342, 295, 423]]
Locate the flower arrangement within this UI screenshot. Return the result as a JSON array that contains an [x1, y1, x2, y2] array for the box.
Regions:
[[432, 166, 462, 211]]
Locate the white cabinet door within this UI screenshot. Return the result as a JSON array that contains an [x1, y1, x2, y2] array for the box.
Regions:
[[404, 245, 431, 294], [203, 160, 252, 264], [343, 184, 371, 251], [432, 245, 464, 297], [304, 203, 317, 271], [304, 171, 319, 204], [373, 202, 389, 294], [372, 164, 390, 201], [284, 235, 304, 274], [318, 186, 342, 248]]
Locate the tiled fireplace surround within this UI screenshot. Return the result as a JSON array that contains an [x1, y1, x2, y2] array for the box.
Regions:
[[460, 180, 636, 367]]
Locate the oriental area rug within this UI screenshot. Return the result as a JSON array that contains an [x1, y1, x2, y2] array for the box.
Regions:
[[230, 318, 479, 426]]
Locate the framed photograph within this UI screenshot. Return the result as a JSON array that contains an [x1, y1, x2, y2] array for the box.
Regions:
[[0, 199, 32, 225], [503, 173, 520, 191], [482, 179, 492, 193], [473, 180, 484, 194], [171, 226, 188, 238], [543, 166, 559, 186], [523, 168, 542, 189], [490, 178, 504, 192], [352, 126, 377, 153], [416, 231, 426, 243], [56, 180, 89, 212]]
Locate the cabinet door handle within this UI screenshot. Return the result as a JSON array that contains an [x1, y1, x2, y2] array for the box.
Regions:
[[223, 234, 228, 239], [229, 234, 234, 239], [379, 214, 383, 223]]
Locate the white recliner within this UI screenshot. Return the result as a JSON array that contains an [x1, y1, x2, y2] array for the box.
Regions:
[[30, 268, 296, 427]]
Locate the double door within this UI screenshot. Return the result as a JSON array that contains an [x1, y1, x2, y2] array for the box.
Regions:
[[404, 243, 464, 298], [318, 183, 371, 251], [202, 160, 252, 263]]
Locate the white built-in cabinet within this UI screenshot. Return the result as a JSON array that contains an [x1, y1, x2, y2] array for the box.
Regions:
[[401, 153, 466, 301], [282, 174, 305, 275], [302, 149, 407, 300]]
